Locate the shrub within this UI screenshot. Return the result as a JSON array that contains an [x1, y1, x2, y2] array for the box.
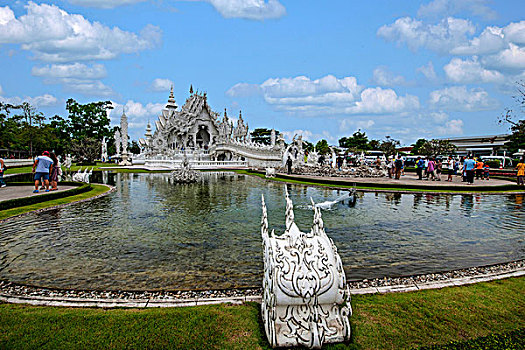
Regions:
[[484, 160, 501, 168]]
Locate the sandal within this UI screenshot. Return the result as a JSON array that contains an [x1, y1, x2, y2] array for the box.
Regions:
[[33, 190, 39, 193]]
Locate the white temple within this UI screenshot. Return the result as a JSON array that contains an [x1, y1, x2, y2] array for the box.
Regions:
[[137, 87, 285, 169]]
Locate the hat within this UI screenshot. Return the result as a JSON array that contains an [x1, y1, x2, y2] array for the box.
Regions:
[[43, 151, 50, 156]]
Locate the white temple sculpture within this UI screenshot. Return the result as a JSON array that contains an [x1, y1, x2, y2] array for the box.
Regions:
[[101, 136, 108, 162], [120, 109, 131, 166], [114, 129, 121, 158], [260, 190, 352, 349], [138, 86, 284, 168]]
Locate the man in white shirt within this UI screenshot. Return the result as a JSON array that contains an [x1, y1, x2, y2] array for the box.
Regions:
[[32, 151, 54, 193]]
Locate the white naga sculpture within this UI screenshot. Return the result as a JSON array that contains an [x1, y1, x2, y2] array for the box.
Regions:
[[260, 190, 352, 349]]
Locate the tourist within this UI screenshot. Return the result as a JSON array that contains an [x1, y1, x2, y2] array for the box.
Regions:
[[375, 156, 381, 169], [464, 155, 476, 185], [436, 159, 442, 181], [447, 156, 454, 182], [49, 152, 60, 190], [483, 163, 490, 181], [475, 158, 484, 180], [286, 156, 293, 175], [427, 158, 436, 181], [0, 157, 6, 188], [386, 157, 392, 178], [416, 157, 425, 180], [461, 157, 467, 182], [32, 151, 53, 193], [516, 157, 525, 186], [394, 155, 403, 179]]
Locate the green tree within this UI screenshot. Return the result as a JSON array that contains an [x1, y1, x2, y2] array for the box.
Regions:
[[129, 140, 141, 155], [338, 130, 370, 150], [411, 138, 428, 155], [303, 140, 314, 153], [379, 136, 400, 158], [59, 99, 113, 140], [419, 139, 457, 157], [250, 128, 277, 145], [499, 81, 525, 155], [315, 139, 330, 155], [70, 138, 101, 164]]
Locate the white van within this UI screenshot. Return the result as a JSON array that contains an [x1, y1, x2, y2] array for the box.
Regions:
[[480, 156, 512, 168]]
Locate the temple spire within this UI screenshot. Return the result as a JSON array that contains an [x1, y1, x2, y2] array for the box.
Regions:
[[189, 84, 194, 94], [166, 85, 177, 109]]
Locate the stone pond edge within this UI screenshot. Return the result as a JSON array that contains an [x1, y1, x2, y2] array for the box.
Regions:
[[0, 184, 116, 224], [1, 260, 523, 308]]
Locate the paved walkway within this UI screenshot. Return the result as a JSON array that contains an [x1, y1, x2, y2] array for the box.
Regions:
[[283, 172, 517, 189], [0, 185, 77, 202]]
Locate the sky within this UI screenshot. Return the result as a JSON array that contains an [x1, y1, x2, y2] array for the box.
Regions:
[[0, 0, 524, 146]]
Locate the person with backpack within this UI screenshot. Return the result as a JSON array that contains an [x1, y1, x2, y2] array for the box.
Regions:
[[394, 155, 403, 179], [416, 157, 425, 180]]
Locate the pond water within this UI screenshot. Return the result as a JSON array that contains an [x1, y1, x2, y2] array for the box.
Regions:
[[1, 172, 523, 290]]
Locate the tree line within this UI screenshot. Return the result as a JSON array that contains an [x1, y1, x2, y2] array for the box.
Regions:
[[0, 99, 140, 163]]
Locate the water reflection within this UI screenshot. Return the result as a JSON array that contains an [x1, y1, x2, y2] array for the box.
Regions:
[[0, 172, 523, 290]]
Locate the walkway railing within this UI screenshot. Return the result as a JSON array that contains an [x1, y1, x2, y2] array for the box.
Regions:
[[144, 159, 247, 169]]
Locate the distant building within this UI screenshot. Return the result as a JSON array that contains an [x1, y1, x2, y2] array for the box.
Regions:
[[438, 134, 510, 156]]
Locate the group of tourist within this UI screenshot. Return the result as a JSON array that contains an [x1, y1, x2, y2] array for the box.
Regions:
[[32, 151, 61, 193]]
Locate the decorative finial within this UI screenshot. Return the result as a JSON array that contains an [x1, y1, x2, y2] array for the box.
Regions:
[[189, 84, 193, 94], [239, 110, 242, 119], [224, 108, 227, 117]]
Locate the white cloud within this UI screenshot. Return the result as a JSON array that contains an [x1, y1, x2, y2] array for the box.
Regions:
[[66, 0, 286, 20], [444, 57, 504, 83], [228, 75, 419, 116], [436, 119, 464, 135], [350, 87, 420, 114], [226, 83, 262, 97], [429, 86, 498, 111], [503, 21, 525, 45], [417, 0, 497, 20], [377, 17, 475, 53], [63, 79, 115, 97], [0, 93, 59, 107], [339, 119, 375, 132], [429, 112, 449, 123], [205, 0, 286, 20], [483, 43, 525, 70], [0, 2, 162, 62], [417, 61, 437, 80], [68, 0, 147, 9], [32, 63, 107, 79], [371, 66, 407, 87], [280, 129, 335, 143], [450, 26, 505, 55], [150, 78, 173, 92]]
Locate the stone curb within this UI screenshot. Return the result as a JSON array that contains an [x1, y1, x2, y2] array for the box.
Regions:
[[1, 268, 522, 308]]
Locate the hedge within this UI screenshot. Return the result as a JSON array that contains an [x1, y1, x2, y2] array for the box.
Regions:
[[0, 183, 91, 211]]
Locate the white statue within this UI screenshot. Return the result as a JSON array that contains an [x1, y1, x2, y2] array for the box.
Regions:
[[260, 189, 351, 349], [101, 136, 108, 162], [120, 109, 131, 165], [114, 129, 121, 156]]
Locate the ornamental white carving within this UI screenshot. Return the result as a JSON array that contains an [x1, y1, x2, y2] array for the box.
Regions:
[[260, 189, 352, 349]]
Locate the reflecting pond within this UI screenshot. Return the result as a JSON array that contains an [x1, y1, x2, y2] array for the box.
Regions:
[[1, 172, 523, 290]]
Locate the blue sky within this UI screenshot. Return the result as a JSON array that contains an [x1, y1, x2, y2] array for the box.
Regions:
[[0, 0, 524, 145]]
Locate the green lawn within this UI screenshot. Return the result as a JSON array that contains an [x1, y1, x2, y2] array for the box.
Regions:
[[0, 277, 523, 349]]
